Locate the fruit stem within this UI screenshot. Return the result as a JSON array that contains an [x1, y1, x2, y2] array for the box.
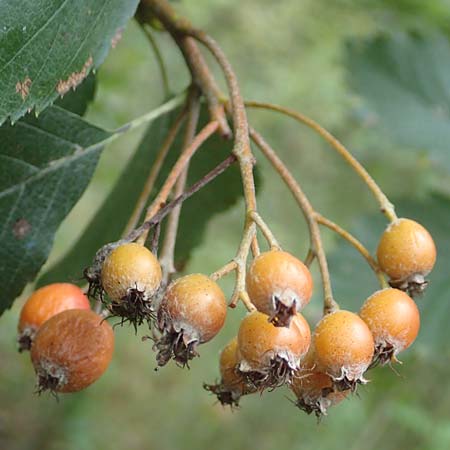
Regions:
[[249, 211, 281, 250], [210, 261, 238, 281], [314, 213, 388, 289], [229, 215, 258, 311], [245, 101, 398, 223], [249, 127, 339, 315], [123, 106, 187, 235], [139, 24, 171, 98], [136, 120, 219, 245], [159, 93, 201, 283], [127, 153, 237, 243]]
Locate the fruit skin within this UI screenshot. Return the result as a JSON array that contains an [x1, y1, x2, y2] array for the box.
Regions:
[[377, 218, 436, 292], [219, 337, 243, 388], [313, 310, 374, 389], [237, 311, 310, 388], [155, 274, 227, 366], [359, 288, 420, 364], [246, 250, 313, 326], [18, 283, 90, 351], [31, 309, 114, 393], [101, 243, 162, 301], [204, 337, 255, 406], [291, 349, 349, 417], [159, 274, 227, 343]]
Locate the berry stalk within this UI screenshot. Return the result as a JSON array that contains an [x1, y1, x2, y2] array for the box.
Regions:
[[123, 106, 187, 235], [136, 120, 219, 244], [159, 93, 201, 282], [249, 127, 339, 315], [314, 213, 388, 289], [245, 101, 398, 222]]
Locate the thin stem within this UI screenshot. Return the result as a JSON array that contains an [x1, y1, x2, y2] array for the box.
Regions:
[[136, 120, 219, 244], [250, 211, 281, 250], [249, 127, 339, 315], [210, 261, 237, 281], [127, 153, 237, 243], [245, 101, 398, 222], [177, 37, 231, 138], [229, 217, 257, 311], [123, 107, 187, 235], [190, 32, 257, 210], [141, 25, 171, 98], [314, 213, 388, 288], [304, 248, 315, 267], [159, 95, 201, 282]]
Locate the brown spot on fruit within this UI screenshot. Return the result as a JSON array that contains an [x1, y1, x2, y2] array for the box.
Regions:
[[13, 218, 31, 239], [16, 77, 32, 100], [56, 56, 93, 95]]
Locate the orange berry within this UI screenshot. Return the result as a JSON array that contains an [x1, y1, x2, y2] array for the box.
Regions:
[[237, 311, 311, 389], [101, 243, 162, 301], [377, 218, 436, 295], [31, 309, 114, 393], [246, 250, 313, 326], [18, 283, 90, 352], [155, 274, 227, 367], [204, 337, 255, 406], [359, 288, 420, 365], [101, 243, 162, 326], [313, 310, 374, 391]]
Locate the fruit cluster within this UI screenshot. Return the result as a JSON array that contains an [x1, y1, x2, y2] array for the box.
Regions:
[[18, 217, 435, 418]]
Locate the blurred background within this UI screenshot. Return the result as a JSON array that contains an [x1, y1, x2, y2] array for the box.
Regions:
[[2, 0, 450, 449]]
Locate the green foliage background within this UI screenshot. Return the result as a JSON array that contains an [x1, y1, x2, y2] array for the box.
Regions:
[[1, 1, 450, 449]]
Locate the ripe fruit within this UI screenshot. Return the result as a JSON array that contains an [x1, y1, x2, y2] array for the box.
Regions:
[[31, 309, 114, 393], [246, 250, 313, 326], [204, 337, 256, 407], [359, 288, 420, 366], [313, 310, 374, 391], [18, 283, 90, 352], [377, 218, 436, 295], [237, 310, 311, 389], [101, 242, 162, 326], [155, 274, 227, 367]]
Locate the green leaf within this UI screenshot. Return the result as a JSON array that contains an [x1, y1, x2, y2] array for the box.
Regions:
[[0, 0, 139, 125], [38, 108, 249, 285], [347, 32, 450, 172], [327, 193, 450, 356], [0, 106, 111, 314], [54, 72, 96, 116]]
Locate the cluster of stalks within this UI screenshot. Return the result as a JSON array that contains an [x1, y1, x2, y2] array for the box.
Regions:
[[100, 0, 396, 320]]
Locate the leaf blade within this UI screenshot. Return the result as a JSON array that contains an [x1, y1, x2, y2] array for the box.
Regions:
[[0, 106, 111, 314], [347, 32, 450, 172], [0, 0, 139, 124]]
